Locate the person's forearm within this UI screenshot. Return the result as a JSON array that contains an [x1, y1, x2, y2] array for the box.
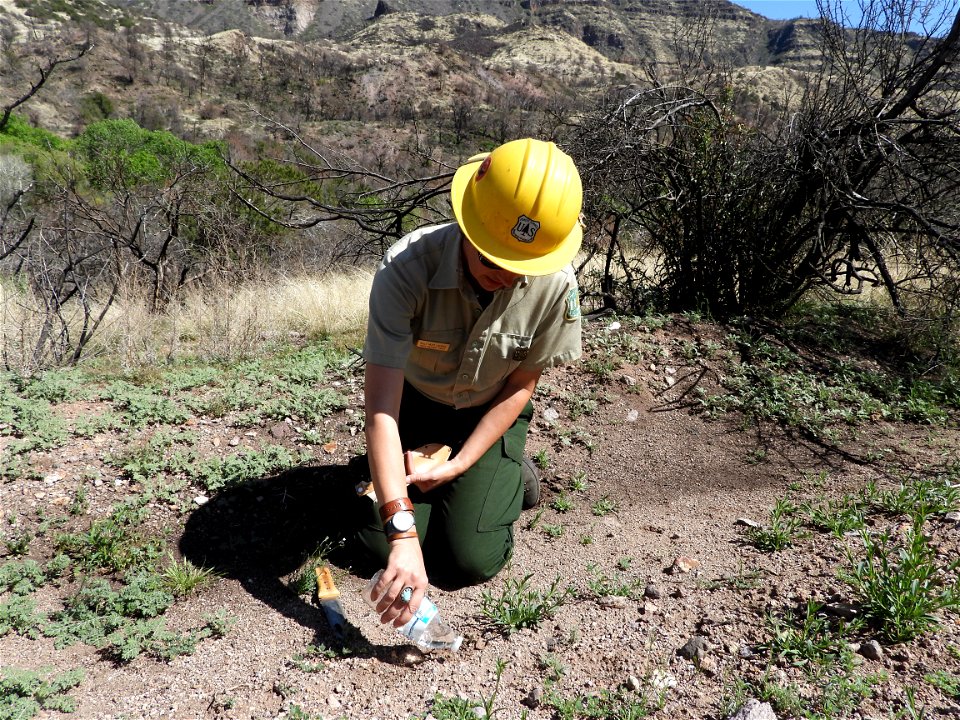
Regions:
[[453, 369, 540, 472], [364, 364, 408, 504], [365, 412, 408, 503]]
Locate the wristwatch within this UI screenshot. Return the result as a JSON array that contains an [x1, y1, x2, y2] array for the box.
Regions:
[[384, 510, 416, 540], [385, 510, 415, 533]]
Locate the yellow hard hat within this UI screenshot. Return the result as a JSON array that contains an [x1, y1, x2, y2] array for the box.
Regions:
[[450, 138, 583, 276]]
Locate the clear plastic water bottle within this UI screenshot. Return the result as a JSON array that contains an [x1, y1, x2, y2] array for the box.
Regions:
[[363, 570, 463, 652]]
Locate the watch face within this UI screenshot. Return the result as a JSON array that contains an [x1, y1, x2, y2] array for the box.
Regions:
[[390, 510, 415, 532]]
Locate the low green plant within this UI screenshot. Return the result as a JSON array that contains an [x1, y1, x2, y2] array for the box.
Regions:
[[291, 643, 340, 673], [103, 381, 190, 428], [421, 659, 510, 720], [190, 445, 307, 492], [891, 687, 927, 720], [56, 499, 163, 573], [865, 475, 959, 517], [761, 602, 853, 666], [843, 518, 959, 642], [744, 497, 801, 552], [532, 449, 550, 472], [480, 573, 571, 634], [546, 686, 658, 720], [551, 492, 573, 513], [803, 495, 866, 537], [557, 427, 596, 452], [539, 653, 567, 683], [586, 563, 642, 599], [702, 564, 763, 591], [0, 556, 70, 596], [3, 531, 32, 556], [0, 595, 43, 638], [925, 670, 960, 699], [161, 554, 217, 597], [0, 666, 85, 717], [542, 522, 563, 538], [591, 497, 617, 516], [41, 573, 228, 662], [569, 471, 589, 492]]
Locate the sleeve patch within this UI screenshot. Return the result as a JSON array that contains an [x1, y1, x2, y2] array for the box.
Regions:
[[564, 287, 581, 321]]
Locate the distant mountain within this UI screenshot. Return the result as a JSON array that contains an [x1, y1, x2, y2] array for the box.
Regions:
[[100, 0, 827, 69], [0, 0, 855, 145]]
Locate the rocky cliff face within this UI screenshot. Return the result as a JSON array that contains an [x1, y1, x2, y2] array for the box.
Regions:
[[109, 0, 822, 70]]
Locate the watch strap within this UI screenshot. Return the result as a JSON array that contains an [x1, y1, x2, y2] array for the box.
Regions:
[[386, 529, 418, 542], [379, 497, 414, 523]]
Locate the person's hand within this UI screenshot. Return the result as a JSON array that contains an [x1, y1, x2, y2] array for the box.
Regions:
[[405, 454, 465, 493], [371, 537, 428, 628]]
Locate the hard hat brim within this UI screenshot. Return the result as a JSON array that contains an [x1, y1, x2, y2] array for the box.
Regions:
[[451, 157, 583, 277]]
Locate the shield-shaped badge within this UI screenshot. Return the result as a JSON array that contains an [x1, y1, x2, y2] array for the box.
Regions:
[[511, 215, 540, 243]]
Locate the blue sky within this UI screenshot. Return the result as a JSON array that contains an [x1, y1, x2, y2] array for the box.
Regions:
[[733, 1, 956, 35]]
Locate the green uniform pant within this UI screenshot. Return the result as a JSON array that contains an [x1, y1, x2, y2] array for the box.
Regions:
[[356, 382, 533, 588]]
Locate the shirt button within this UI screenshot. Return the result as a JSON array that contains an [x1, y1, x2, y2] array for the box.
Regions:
[[461, 374, 468, 379]]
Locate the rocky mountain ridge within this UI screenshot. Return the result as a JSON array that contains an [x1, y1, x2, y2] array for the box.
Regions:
[[105, 0, 827, 70]]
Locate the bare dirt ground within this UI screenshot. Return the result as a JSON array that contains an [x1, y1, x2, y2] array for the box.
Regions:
[[2, 315, 959, 720]]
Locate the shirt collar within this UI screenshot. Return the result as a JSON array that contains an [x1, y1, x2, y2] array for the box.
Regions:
[[427, 225, 530, 291]]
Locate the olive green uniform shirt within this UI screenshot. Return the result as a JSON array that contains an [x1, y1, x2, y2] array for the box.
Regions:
[[364, 223, 582, 409]]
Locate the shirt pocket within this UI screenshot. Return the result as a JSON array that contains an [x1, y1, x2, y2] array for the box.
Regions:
[[409, 329, 464, 376], [477, 332, 534, 387]]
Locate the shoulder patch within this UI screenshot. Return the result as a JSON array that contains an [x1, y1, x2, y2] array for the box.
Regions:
[[564, 287, 581, 321]]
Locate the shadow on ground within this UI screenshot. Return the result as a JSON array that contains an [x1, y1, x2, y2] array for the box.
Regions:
[[179, 458, 390, 658]]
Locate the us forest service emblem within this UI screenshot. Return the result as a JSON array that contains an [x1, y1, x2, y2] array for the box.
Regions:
[[512, 347, 530, 361], [511, 215, 540, 243], [564, 287, 581, 321]]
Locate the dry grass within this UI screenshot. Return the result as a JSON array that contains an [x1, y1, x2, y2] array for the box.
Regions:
[[0, 270, 374, 372]]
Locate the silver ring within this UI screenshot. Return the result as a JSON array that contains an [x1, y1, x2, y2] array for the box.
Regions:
[[400, 586, 413, 603]]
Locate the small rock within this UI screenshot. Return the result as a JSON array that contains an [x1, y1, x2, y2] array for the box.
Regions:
[[193, 495, 209, 506], [471, 706, 487, 719], [640, 601, 659, 615], [228, 436, 241, 447], [607, 321, 622, 331], [665, 376, 676, 387], [521, 688, 542, 709], [823, 603, 859, 620], [735, 517, 761, 528], [44, 473, 62, 485], [212, 437, 221, 448], [665, 366, 676, 375], [891, 649, 911, 662], [621, 374, 638, 386], [327, 695, 342, 709], [727, 698, 778, 720], [599, 595, 629, 609], [699, 657, 719, 677], [859, 640, 884, 661], [677, 636, 710, 664], [649, 669, 677, 691], [670, 556, 701, 574], [624, 675, 641, 692], [269, 422, 292, 439], [738, 645, 754, 659], [542, 407, 560, 423], [945, 511, 960, 522], [321, 441, 338, 454], [626, 409, 639, 422], [643, 584, 663, 600]]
